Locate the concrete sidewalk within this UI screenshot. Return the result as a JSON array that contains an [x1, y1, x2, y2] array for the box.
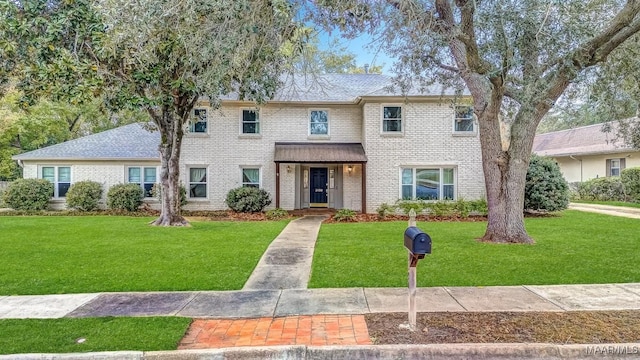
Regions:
[[569, 202, 640, 219], [2, 283, 640, 319]]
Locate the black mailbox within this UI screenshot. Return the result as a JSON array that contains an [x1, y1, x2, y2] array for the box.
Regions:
[[404, 226, 432, 256]]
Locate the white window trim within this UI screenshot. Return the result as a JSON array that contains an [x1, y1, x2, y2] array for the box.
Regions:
[[381, 104, 404, 135], [40, 165, 72, 198], [239, 108, 261, 136], [610, 159, 621, 177], [240, 166, 262, 188], [399, 166, 457, 201], [308, 108, 330, 138], [186, 165, 209, 200], [126, 166, 158, 198], [452, 105, 476, 135], [188, 108, 209, 135]]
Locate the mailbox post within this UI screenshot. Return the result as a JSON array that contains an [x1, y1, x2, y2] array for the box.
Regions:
[[402, 209, 432, 331]]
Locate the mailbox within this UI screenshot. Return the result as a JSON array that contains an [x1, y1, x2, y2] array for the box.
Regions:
[[404, 226, 431, 256]]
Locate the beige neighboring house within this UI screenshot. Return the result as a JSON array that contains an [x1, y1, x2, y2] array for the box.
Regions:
[[13, 74, 486, 212], [533, 120, 640, 183]]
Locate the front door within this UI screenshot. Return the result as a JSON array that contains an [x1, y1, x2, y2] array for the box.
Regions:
[[310, 167, 328, 207]]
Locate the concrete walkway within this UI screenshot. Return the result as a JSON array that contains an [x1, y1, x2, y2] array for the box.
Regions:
[[243, 215, 327, 290], [2, 283, 640, 319], [569, 202, 640, 219]]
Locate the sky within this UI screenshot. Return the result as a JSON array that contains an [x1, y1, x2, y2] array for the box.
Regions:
[[316, 29, 396, 74]]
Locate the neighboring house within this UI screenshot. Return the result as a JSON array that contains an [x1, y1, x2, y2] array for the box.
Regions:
[[13, 74, 485, 213], [533, 120, 640, 183]]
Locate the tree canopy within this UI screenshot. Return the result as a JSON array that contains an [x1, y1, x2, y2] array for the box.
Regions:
[[313, 0, 640, 243]]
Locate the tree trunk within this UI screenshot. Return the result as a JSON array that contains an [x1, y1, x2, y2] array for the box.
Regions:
[[150, 110, 189, 226], [477, 110, 535, 244]]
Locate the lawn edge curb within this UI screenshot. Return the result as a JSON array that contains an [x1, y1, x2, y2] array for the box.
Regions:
[[3, 343, 640, 359]]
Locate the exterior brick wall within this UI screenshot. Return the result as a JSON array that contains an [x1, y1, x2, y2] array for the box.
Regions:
[[362, 101, 485, 213]]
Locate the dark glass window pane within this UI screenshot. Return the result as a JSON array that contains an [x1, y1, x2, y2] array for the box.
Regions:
[[383, 119, 401, 132], [143, 183, 154, 197], [58, 183, 71, 197], [190, 184, 206, 198], [243, 122, 258, 134]]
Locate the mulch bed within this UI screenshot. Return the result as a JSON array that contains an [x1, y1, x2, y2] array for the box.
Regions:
[[366, 311, 640, 344]]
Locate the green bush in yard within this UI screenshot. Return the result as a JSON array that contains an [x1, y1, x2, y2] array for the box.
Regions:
[[226, 186, 271, 213], [151, 183, 188, 208], [621, 167, 640, 202], [333, 208, 356, 222], [66, 181, 103, 211], [265, 208, 289, 220], [524, 155, 569, 212], [2, 179, 53, 210], [107, 183, 143, 211], [576, 177, 627, 201]]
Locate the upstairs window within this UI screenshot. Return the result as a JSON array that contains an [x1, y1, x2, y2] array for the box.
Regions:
[[242, 109, 260, 134], [128, 167, 157, 197], [42, 166, 71, 198], [309, 110, 329, 135], [189, 108, 207, 133], [454, 106, 474, 132], [242, 168, 260, 188], [382, 106, 402, 132]]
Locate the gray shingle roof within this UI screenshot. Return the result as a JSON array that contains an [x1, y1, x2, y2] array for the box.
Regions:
[[533, 121, 632, 157], [13, 123, 160, 161], [225, 73, 460, 102]]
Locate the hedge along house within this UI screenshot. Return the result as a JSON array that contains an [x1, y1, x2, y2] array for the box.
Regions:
[[533, 120, 640, 183], [13, 74, 486, 212]]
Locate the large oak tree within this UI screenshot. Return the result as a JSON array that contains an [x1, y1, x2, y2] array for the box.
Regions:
[[314, 0, 640, 243]]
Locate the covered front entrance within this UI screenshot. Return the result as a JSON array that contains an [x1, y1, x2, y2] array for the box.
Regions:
[[274, 142, 368, 212], [309, 167, 328, 207]]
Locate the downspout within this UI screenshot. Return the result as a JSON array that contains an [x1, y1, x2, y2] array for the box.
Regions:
[[569, 155, 582, 182]]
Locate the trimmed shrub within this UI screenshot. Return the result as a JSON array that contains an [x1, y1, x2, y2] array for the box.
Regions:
[[576, 177, 627, 201], [66, 181, 103, 211], [226, 187, 272, 213], [469, 198, 488, 215], [107, 183, 143, 211], [2, 179, 53, 210], [395, 200, 426, 215], [524, 155, 569, 212], [621, 167, 640, 202], [265, 208, 289, 220], [376, 202, 395, 219], [333, 208, 356, 222]]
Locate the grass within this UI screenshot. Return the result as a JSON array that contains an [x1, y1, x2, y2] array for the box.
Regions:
[[0, 216, 288, 295], [0, 317, 191, 354], [572, 200, 640, 209], [309, 210, 640, 288]]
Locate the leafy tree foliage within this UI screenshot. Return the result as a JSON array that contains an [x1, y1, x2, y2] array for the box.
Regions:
[[524, 155, 569, 212], [95, 0, 299, 226], [313, 0, 640, 243], [0, 87, 148, 180]]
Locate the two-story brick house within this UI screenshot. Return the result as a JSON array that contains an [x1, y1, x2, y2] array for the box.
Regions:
[[13, 74, 485, 213]]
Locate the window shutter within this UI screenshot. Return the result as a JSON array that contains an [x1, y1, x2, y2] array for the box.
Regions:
[[606, 159, 611, 177], [621, 158, 626, 171]]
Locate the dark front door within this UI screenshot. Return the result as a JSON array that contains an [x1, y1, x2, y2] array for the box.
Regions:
[[310, 167, 328, 205]]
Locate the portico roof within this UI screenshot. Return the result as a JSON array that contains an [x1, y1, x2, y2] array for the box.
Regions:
[[274, 142, 367, 163]]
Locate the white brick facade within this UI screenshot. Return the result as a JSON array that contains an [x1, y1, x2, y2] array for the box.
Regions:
[[19, 95, 486, 213]]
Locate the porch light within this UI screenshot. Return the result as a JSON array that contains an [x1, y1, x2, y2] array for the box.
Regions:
[[286, 165, 293, 173], [347, 165, 353, 175]]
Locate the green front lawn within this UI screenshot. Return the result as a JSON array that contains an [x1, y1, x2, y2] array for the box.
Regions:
[[310, 211, 640, 287], [0, 317, 190, 354], [0, 217, 288, 295]]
